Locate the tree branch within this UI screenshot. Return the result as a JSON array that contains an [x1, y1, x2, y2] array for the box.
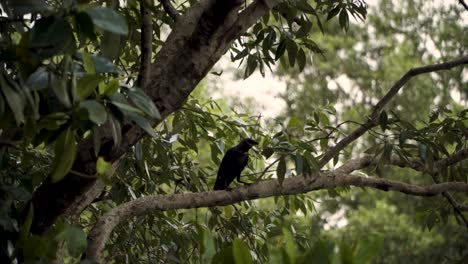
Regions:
[[159, 0, 180, 21], [86, 171, 468, 262], [459, 0, 468, 11], [319, 55, 468, 168], [26, 0, 281, 235], [137, 0, 153, 88], [336, 148, 468, 227]]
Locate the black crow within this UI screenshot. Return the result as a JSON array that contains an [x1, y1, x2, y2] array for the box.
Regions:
[[213, 138, 258, 190]]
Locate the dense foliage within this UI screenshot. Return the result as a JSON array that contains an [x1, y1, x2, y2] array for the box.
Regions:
[[0, 0, 466, 263]]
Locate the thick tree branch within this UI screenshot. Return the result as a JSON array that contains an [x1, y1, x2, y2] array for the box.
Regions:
[[137, 0, 153, 88], [319, 55, 468, 168], [27, 0, 281, 235], [86, 171, 468, 262], [159, 0, 180, 21]]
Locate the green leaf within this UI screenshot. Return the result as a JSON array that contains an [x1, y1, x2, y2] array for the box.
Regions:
[[29, 15, 75, 58], [275, 38, 287, 61], [212, 246, 235, 264], [79, 100, 108, 124], [379, 111, 388, 131], [99, 78, 120, 95], [0, 72, 25, 125], [101, 31, 121, 61], [128, 114, 157, 138], [77, 74, 105, 100], [277, 156, 286, 185], [327, 6, 341, 21], [86, 6, 129, 35], [283, 227, 297, 264], [96, 157, 111, 174], [56, 226, 87, 257], [18, 205, 34, 244], [51, 74, 72, 108], [232, 238, 253, 264], [297, 48, 306, 72], [287, 40, 298, 67], [128, 88, 161, 119], [338, 9, 349, 31], [244, 55, 258, 79], [81, 51, 96, 74], [52, 126, 76, 182]]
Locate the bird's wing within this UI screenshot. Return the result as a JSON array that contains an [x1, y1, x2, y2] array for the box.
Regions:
[[214, 149, 242, 190]]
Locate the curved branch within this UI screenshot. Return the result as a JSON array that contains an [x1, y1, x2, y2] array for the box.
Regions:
[[86, 172, 468, 262], [319, 55, 468, 168], [159, 0, 180, 21]]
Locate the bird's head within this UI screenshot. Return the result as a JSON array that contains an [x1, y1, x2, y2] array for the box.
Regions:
[[237, 138, 258, 152]]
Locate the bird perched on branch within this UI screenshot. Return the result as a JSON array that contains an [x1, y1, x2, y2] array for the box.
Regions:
[[213, 138, 258, 190]]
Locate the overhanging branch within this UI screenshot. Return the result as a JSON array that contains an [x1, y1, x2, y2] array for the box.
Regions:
[[319, 55, 468, 168], [86, 172, 468, 262]]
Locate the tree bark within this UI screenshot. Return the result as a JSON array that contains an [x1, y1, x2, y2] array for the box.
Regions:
[[26, 0, 280, 235], [86, 170, 468, 262]]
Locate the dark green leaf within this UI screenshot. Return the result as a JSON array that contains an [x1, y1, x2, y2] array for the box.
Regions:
[[275, 38, 287, 61], [52, 126, 76, 182], [212, 246, 235, 264], [86, 7, 129, 35], [75, 11, 96, 42], [29, 16, 75, 58], [56, 226, 87, 257], [0, 72, 25, 125], [297, 48, 306, 72], [101, 32, 121, 61], [128, 88, 161, 119], [78, 100, 108, 125], [244, 55, 258, 79], [338, 9, 349, 31], [18, 205, 33, 244], [327, 6, 341, 21], [379, 111, 388, 131], [128, 114, 157, 138], [286, 40, 298, 67]]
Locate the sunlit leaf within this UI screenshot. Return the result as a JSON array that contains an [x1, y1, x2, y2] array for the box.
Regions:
[[233, 238, 253, 264]]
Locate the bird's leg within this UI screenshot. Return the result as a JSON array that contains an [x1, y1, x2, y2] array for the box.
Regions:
[[236, 175, 250, 185]]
